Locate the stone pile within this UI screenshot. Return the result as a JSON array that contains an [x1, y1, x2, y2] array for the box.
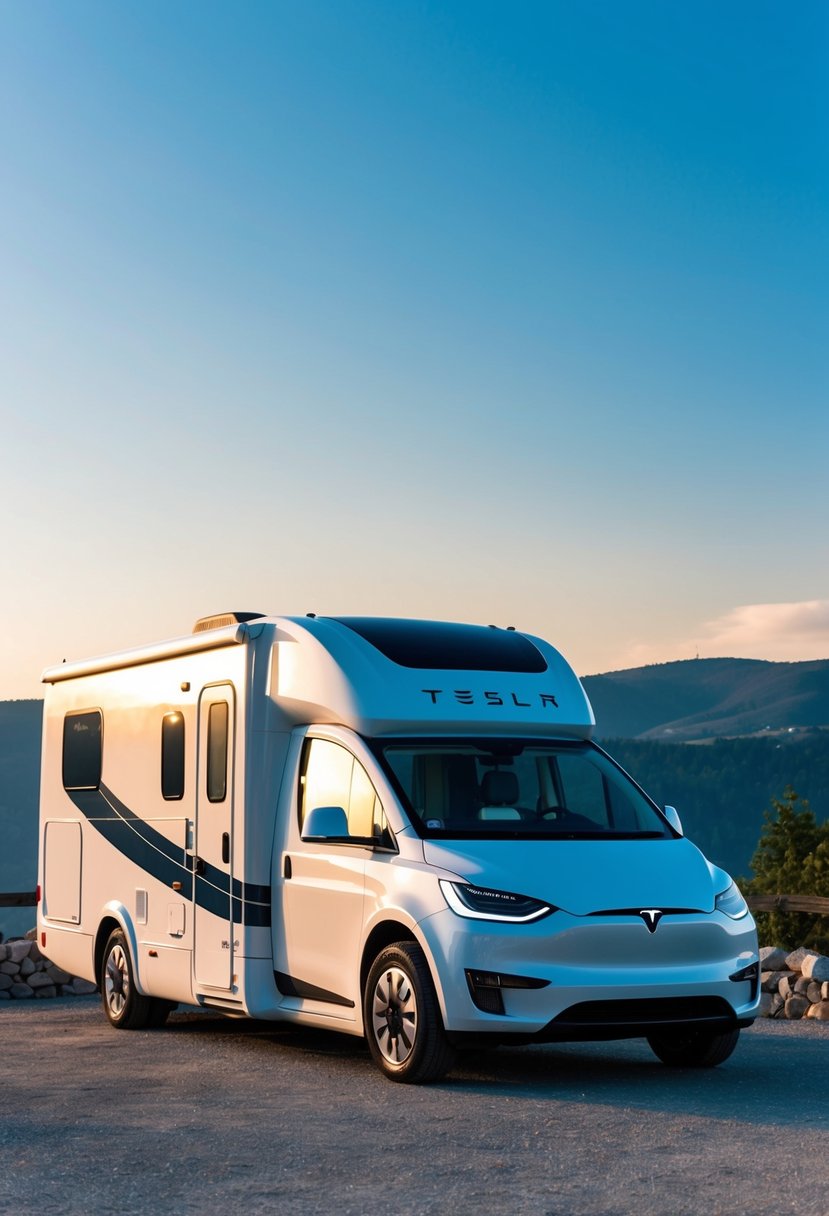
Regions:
[[0, 932, 97, 1000], [759, 945, 829, 1020]]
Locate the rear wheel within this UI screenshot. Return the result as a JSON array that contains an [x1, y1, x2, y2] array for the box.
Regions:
[[364, 942, 456, 1084], [647, 1026, 740, 1068], [101, 929, 172, 1030]]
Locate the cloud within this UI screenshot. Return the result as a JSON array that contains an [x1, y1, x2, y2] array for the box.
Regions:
[[611, 600, 829, 671], [696, 600, 829, 661]]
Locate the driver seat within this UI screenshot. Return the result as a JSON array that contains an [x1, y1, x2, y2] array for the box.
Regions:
[[478, 770, 521, 820]]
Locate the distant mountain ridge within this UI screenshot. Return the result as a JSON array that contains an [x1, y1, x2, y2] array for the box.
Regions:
[[582, 657, 829, 741]]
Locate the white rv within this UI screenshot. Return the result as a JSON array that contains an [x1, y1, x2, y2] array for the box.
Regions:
[[38, 614, 760, 1082]]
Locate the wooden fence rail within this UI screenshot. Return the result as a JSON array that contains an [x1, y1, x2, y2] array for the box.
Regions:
[[745, 894, 829, 916], [0, 892, 37, 908]]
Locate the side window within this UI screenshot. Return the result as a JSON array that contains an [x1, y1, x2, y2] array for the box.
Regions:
[[300, 739, 391, 844], [349, 760, 378, 837], [161, 711, 185, 801], [300, 738, 352, 826], [207, 701, 228, 803], [63, 710, 103, 791]]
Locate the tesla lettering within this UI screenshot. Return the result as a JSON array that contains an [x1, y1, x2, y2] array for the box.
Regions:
[[421, 689, 558, 708]]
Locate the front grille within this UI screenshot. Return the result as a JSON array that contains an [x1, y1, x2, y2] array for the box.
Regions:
[[588, 908, 704, 917], [552, 996, 734, 1027]]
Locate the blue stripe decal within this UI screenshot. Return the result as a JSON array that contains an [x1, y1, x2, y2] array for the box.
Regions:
[[68, 784, 272, 927]]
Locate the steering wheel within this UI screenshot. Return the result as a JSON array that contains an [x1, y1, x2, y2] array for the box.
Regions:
[[538, 804, 571, 820]]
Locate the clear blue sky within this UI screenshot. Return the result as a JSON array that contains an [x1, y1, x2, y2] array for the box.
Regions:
[[1, 1, 827, 699]]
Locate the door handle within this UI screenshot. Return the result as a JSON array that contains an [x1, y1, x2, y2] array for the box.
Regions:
[[283, 855, 292, 880], [193, 856, 206, 877], [222, 832, 230, 864]]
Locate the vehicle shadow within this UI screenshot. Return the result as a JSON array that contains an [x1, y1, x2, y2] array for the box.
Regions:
[[163, 1011, 828, 1131], [447, 1027, 828, 1129]]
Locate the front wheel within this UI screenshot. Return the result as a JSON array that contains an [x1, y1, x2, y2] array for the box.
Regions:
[[364, 942, 456, 1084], [647, 1026, 740, 1068]]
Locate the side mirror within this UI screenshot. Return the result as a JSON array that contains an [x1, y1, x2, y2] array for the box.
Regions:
[[662, 805, 683, 836], [302, 805, 349, 841]]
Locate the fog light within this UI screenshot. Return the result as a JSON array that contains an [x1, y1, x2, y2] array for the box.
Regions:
[[468, 977, 505, 1015], [729, 961, 760, 1001], [465, 969, 549, 1015]]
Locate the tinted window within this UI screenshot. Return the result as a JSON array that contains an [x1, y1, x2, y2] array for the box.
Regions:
[[207, 701, 228, 802], [161, 712, 185, 801], [63, 711, 102, 790], [376, 739, 671, 840]]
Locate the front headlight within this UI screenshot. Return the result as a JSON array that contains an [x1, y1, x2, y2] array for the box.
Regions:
[[439, 879, 553, 923], [715, 880, 749, 920]]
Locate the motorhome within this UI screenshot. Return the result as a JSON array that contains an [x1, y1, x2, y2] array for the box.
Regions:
[[37, 613, 760, 1082]]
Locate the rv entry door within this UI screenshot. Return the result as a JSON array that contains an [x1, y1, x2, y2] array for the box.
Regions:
[[194, 683, 236, 990]]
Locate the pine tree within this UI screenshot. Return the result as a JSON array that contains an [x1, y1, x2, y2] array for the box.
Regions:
[[745, 788, 829, 951]]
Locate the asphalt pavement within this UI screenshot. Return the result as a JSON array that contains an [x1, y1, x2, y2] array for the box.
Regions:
[[2, 998, 828, 1216]]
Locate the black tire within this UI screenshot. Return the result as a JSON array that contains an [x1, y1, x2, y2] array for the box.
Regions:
[[363, 942, 456, 1084], [647, 1026, 740, 1068], [101, 929, 170, 1030], [146, 999, 177, 1028]]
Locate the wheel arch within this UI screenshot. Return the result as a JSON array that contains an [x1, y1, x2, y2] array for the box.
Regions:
[[360, 920, 418, 1003], [94, 903, 145, 993], [359, 918, 452, 1028]]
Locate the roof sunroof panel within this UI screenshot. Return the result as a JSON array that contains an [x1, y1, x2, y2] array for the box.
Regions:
[[328, 618, 548, 673]]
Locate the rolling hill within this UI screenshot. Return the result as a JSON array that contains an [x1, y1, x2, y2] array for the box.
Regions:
[[582, 657, 829, 741]]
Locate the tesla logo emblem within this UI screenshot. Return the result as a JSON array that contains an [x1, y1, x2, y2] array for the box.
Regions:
[[640, 909, 663, 933]]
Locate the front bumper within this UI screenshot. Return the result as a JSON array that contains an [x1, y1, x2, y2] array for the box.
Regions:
[[418, 905, 761, 1039]]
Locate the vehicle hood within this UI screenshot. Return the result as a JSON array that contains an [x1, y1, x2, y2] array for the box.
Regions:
[[422, 837, 717, 916]]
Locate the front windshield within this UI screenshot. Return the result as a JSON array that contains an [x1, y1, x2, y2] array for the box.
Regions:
[[374, 738, 672, 840]]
